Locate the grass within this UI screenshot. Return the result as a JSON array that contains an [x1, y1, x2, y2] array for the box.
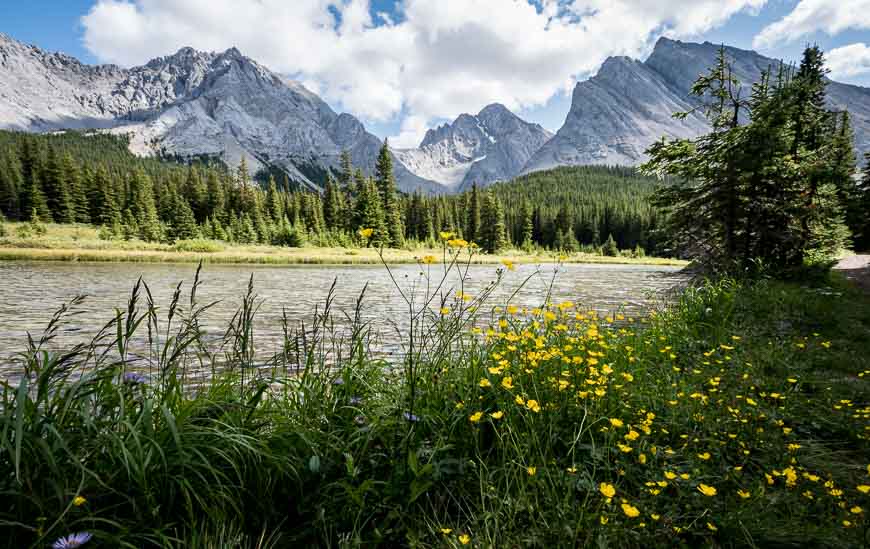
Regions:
[[0, 254, 867, 548], [0, 222, 686, 266]]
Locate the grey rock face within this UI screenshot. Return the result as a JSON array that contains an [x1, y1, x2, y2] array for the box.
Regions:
[[0, 33, 442, 194], [395, 103, 553, 190], [523, 38, 870, 174]]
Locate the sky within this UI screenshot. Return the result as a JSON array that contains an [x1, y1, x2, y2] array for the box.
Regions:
[[3, 0, 869, 147]]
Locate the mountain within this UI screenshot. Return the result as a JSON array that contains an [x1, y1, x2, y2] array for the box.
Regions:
[[395, 103, 553, 190], [0, 33, 441, 194], [523, 38, 870, 173]]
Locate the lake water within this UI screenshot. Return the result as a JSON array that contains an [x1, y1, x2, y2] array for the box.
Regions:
[[0, 261, 685, 376]]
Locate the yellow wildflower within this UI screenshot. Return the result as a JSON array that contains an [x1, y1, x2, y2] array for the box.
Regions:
[[501, 377, 514, 390], [469, 412, 483, 423], [697, 452, 711, 461], [707, 522, 718, 532], [458, 534, 471, 545], [501, 259, 515, 271], [479, 378, 491, 388], [737, 489, 751, 499], [697, 483, 717, 497], [857, 485, 870, 494], [72, 496, 87, 507], [526, 399, 541, 413], [440, 528, 453, 534], [439, 231, 453, 240], [440, 306, 450, 315], [358, 227, 374, 238], [850, 506, 863, 514], [490, 411, 504, 420], [527, 466, 537, 476], [621, 503, 640, 518], [599, 483, 616, 498], [609, 418, 624, 428], [664, 471, 677, 480], [421, 255, 437, 264]]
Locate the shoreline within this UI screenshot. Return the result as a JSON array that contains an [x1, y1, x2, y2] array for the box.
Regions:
[[0, 246, 687, 266]]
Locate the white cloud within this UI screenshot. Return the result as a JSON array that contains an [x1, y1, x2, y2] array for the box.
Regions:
[[82, 0, 766, 148], [826, 43, 870, 78], [753, 0, 870, 49]]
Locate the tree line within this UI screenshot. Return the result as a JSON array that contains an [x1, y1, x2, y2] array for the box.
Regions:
[[643, 45, 870, 272], [0, 130, 664, 254]]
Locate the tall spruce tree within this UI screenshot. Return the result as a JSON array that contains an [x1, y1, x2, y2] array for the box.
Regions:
[[128, 169, 161, 241], [466, 183, 481, 244], [374, 139, 404, 246], [481, 191, 508, 253]]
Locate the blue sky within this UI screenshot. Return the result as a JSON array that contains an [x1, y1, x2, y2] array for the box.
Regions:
[[3, 1, 869, 144]]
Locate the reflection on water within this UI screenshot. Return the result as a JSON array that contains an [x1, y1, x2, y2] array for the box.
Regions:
[[0, 261, 685, 375]]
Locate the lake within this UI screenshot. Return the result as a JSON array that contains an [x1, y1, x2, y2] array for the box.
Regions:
[[0, 261, 685, 376]]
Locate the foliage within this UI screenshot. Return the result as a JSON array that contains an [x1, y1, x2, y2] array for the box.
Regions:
[[0, 256, 867, 547], [642, 45, 858, 274], [0, 131, 662, 256]]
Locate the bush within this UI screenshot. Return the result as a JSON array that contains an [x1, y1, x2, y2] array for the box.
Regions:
[[173, 238, 226, 253]]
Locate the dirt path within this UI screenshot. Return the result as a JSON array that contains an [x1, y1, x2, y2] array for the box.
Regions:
[[834, 254, 870, 293]]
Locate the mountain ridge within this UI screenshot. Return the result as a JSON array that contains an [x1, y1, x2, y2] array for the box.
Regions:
[[0, 33, 442, 193], [522, 37, 870, 174], [2, 33, 869, 194]]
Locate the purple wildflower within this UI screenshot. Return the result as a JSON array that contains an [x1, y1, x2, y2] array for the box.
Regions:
[[331, 377, 345, 385], [52, 532, 92, 549], [349, 396, 363, 405], [403, 412, 420, 422], [123, 372, 147, 385]]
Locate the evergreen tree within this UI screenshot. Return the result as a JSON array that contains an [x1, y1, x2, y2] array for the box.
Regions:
[[374, 139, 404, 246], [205, 170, 226, 222], [62, 153, 90, 223], [354, 177, 387, 246], [323, 173, 344, 230], [128, 169, 161, 241], [20, 171, 50, 222], [520, 201, 534, 249], [42, 148, 75, 223], [857, 153, 870, 251], [169, 195, 199, 241], [339, 150, 354, 188], [603, 234, 619, 257], [481, 192, 508, 253], [266, 176, 284, 222], [466, 183, 482, 244]]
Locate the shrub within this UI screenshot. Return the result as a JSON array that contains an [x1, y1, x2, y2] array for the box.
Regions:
[[173, 238, 226, 253]]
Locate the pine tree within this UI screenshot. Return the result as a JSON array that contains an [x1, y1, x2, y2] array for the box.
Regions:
[[20, 171, 50, 222], [466, 183, 481, 244], [169, 195, 199, 241], [42, 147, 74, 223], [128, 169, 161, 241], [205, 170, 226, 222], [603, 234, 619, 257], [339, 150, 354, 188], [481, 192, 507, 253], [266, 176, 284, 222], [857, 153, 870, 251], [62, 153, 90, 223], [374, 139, 404, 246], [0, 151, 22, 220], [323, 173, 344, 230], [354, 177, 387, 246], [521, 200, 534, 249]]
